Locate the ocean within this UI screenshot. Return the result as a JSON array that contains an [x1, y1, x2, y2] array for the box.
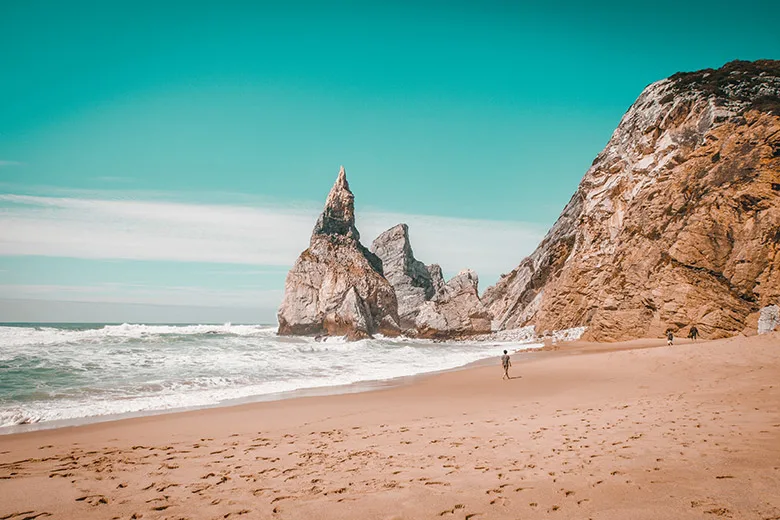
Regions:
[[0, 323, 540, 433]]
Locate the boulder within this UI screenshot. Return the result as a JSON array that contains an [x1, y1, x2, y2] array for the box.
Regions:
[[415, 269, 492, 338], [758, 304, 779, 335]]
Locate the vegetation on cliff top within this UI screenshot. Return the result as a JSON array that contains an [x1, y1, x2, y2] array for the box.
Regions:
[[669, 59, 780, 115]]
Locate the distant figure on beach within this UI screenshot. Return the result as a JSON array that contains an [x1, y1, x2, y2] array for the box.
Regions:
[[501, 350, 511, 380], [688, 325, 699, 341], [666, 330, 674, 346]]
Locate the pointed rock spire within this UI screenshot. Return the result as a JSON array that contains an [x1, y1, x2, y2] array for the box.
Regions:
[[312, 165, 360, 240], [277, 165, 400, 340], [370, 223, 441, 329]]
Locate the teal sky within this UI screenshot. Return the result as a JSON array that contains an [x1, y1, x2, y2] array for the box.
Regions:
[[1, 0, 778, 323]]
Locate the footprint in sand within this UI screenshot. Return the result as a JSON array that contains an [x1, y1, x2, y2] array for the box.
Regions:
[[703, 508, 732, 517], [0, 513, 52, 519], [75, 495, 108, 506]]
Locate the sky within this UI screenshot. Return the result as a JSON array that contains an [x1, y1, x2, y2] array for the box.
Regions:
[[1, 0, 778, 323]]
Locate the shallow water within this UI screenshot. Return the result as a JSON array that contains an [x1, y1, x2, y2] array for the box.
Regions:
[[0, 323, 539, 430]]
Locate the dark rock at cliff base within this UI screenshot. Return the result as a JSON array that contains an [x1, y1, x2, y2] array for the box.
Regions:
[[277, 166, 400, 340], [483, 60, 780, 341], [427, 264, 445, 296]]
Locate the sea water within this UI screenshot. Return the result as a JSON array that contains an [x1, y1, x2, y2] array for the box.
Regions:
[[0, 323, 540, 432]]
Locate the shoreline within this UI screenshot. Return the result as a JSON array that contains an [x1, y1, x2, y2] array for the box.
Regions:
[[0, 336, 672, 438], [1, 340, 549, 437], [3, 333, 777, 520], [0, 337, 677, 439], [0, 337, 673, 442]]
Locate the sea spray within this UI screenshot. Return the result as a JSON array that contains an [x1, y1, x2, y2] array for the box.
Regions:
[[0, 323, 540, 430]]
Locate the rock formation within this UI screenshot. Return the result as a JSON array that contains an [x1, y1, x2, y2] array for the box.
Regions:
[[415, 269, 492, 339], [758, 304, 779, 335], [370, 224, 443, 329], [368, 224, 490, 338], [277, 166, 400, 340], [483, 60, 780, 341], [427, 264, 446, 296]]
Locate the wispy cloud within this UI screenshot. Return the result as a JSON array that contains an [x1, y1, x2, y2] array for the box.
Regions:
[[0, 193, 546, 285], [0, 283, 281, 308], [0, 161, 23, 167], [0, 194, 314, 266]]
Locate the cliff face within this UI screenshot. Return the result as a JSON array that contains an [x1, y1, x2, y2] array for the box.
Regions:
[[277, 167, 400, 340], [483, 60, 780, 341]]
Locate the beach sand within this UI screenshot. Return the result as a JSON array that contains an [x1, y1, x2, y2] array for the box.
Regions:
[[1, 333, 779, 519]]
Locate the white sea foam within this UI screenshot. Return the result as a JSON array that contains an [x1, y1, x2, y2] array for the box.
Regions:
[[0, 323, 276, 348], [0, 324, 541, 430], [551, 327, 587, 343]]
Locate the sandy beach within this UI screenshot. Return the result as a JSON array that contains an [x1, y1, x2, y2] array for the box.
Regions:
[[1, 333, 779, 520]]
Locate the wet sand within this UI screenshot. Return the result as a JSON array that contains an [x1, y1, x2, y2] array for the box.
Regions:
[[1, 333, 779, 519]]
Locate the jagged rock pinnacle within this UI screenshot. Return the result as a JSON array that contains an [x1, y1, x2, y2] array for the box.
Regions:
[[312, 165, 359, 240], [370, 223, 441, 329], [278, 165, 400, 340]]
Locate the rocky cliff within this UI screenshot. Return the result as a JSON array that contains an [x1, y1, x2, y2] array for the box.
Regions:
[[370, 224, 443, 330], [277, 167, 400, 340], [483, 60, 780, 341]]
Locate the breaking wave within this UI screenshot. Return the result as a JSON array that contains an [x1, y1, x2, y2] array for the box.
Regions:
[[0, 323, 540, 431]]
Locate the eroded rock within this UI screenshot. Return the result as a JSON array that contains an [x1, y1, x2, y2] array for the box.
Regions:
[[370, 224, 440, 329], [277, 166, 400, 340], [415, 269, 492, 338], [758, 305, 780, 335], [483, 60, 780, 341]]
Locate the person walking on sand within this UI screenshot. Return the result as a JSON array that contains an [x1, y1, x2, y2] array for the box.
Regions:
[[689, 325, 699, 342], [501, 350, 512, 380], [666, 330, 674, 346]]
